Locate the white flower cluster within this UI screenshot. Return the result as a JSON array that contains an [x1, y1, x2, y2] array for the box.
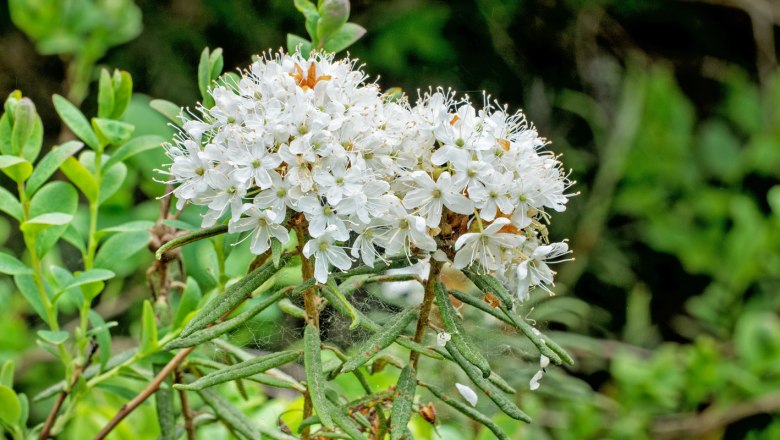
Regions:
[[163, 51, 573, 300]]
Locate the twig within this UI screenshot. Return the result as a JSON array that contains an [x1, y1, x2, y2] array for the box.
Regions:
[[39, 342, 98, 440], [92, 347, 195, 440], [175, 369, 196, 440], [653, 390, 780, 438], [409, 261, 442, 369]]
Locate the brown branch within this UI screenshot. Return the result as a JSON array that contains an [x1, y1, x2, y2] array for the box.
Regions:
[[409, 261, 442, 369], [39, 341, 98, 439], [653, 390, 780, 439], [92, 347, 195, 440]]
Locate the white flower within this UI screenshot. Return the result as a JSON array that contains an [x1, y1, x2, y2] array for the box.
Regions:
[[455, 383, 478, 407], [229, 206, 290, 255], [402, 171, 473, 227], [515, 241, 570, 301], [254, 171, 296, 221], [378, 203, 436, 255], [453, 218, 525, 270], [302, 225, 352, 283]]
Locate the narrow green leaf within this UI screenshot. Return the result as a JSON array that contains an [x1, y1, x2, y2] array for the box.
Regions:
[[0, 186, 22, 221], [20, 212, 72, 234], [448, 289, 569, 365], [29, 181, 77, 257], [294, 0, 320, 41], [331, 404, 368, 440], [94, 230, 151, 271], [173, 277, 202, 329], [155, 364, 176, 440], [59, 156, 98, 202], [37, 330, 69, 345], [435, 282, 491, 378], [52, 94, 99, 150], [389, 365, 417, 439], [21, 115, 43, 162], [149, 99, 184, 127], [423, 383, 508, 440], [140, 300, 158, 355], [304, 323, 334, 429], [325, 279, 360, 329], [316, 0, 349, 43], [323, 23, 366, 53], [271, 238, 283, 268], [102, 135, 163, 170], [198, 48, 215, 107], [0, 155, 32, 182], [0, 361, 13, 387], [98, 220, 155, 235], [462, 268, 514, 309], [110, 70, 133, 120], [341, 308, 418, 374], [88, 310, 112, 372], [64, 269, 115, 290], [444, 343, 531, 422], [98, 160, 127, 204], [26, 141, 83, 196], [14, 274, 47, 323], [198, 387, 296, 440], [62, 224, 86, 253], [97, 69, 115, 119], [0, 385, 21, 426], [208, 48, 224, 83], [277, 297, 305, 319], [180, 255, 289, 337], [156, 224, 229, 260], [176, 350, 301, 391], [0, 253, 32, 275], [91, 118, 134, 147], [10, 98, 35, 156]]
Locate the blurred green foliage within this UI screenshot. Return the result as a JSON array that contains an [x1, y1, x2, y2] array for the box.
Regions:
[[0, 0, 779, 439]]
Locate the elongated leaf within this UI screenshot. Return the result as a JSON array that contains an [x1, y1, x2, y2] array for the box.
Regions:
[[155, 224, 229, 260], [155, 364, 176, 440], [0, 361, 13, 387], [389, 365, 417, 439], [29, 181, 77, 257], [435, 282, 491, 378], [111, 70, 133, 120], [97, 69, 115, 119], [176, 350, 301, 391], [0, 155, 32, 182], [94, 230, 151, 271], [14, 274, 47, 323], [423, 383, 508, 440], [0, 385, 21, 425], [52, 94, 99, 150], [59, 156, 98, 202], [140, 300, 158, 355], [21, 212, 72, 234], [88, 310, 112, 372], [198, 48, 212, 103], [341, 308, 418, 374], [448, 289, 570, 365], [92, 118, 134, 147], [444, 343, 530, 423], [198, 387, 260, 440], [10, 98, 36, 157], [323, 23, 366, 53], [287, 33, 312, 54], [167, 286, 288, 349], [331, 403, 368, 440], [64, 269, 115, 290], [173, 277, 202, 329], [180, 255, 289, 337], [304, 323, 334, 429], [0, 186, 22, 221], [0, 253, 32, 275], [462, 268, 514, 309], [37, 330, 68, 345], [98, 160, 126, 204], [102, 135, 164, 170], [150, 99, 183, 127], [26, 141, 83, 196], [325, 279, 360, 329], [98, 220, 155, 235]]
